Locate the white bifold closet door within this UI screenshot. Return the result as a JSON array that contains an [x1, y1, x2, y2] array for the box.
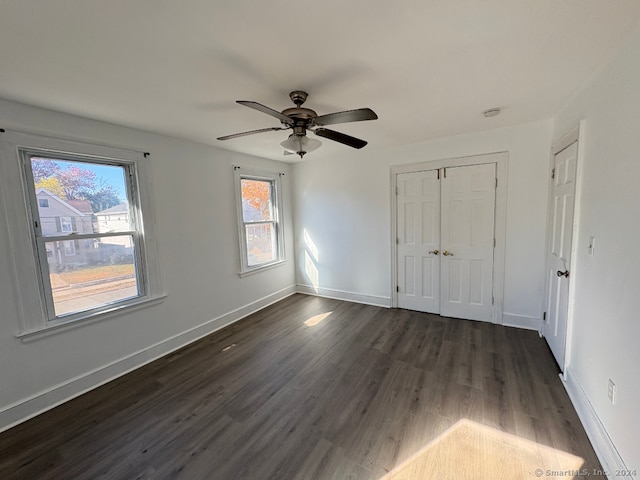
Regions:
[[397, 163, 496, 322], [397, 170, 441, 313]]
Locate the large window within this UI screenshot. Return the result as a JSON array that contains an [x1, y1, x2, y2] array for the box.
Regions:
[[22, 152, 145, 321], [0, 130, 164, 337], [234, 168, 285, 274]]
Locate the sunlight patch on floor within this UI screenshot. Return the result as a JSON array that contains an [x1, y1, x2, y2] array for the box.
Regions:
[[382, 419, 584, 480], [304, 312, 332, 327]]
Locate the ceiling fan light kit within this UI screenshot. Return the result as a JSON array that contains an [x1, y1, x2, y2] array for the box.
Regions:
[[217, 91, 378, 158], [280, 134, 321, 157]]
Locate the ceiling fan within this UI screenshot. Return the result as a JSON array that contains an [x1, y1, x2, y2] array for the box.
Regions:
[[217, 91, 378, 158]]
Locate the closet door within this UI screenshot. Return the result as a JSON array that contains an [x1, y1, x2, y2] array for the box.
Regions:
[[397, 170, 441, 313], [440, 163, 496, 321]]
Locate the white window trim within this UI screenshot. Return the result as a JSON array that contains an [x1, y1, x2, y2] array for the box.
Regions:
[[0, 130, 166, 338], [233, 166, 286, 276], [60, 216, 73, 233]]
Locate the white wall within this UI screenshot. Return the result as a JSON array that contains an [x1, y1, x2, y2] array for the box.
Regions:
[[292, 119, 553, 324], [553, 22, 640, 473], [0, 98, 296, 430]]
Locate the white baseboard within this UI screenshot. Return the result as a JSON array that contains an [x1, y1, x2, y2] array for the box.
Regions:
[[0, 285, 297, 434], [296, 284, 391, 308], [502, 313, 541, 331], [561, 367, 632, 479]]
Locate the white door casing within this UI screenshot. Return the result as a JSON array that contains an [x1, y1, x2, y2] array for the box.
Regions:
[[543, 140, 579, 370], [440, 163, 496, 322], [397, 170, 441, 312]]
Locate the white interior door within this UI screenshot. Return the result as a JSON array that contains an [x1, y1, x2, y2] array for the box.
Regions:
[[397, 170, 441, 313], [440, 163, 496, 322], [543, 141, 578, 369]]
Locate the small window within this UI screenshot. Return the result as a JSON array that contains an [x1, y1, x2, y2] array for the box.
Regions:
[[23, 153, 144, 321], [39, 198, 49, 208], [63, 240, 76, 256], [234, 168, 285, 274], [60, 216, 73, 233]]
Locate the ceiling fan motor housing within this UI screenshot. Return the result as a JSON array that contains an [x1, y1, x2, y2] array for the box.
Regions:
[[281, 107, 317, 124], [282, 91, 317, 131]]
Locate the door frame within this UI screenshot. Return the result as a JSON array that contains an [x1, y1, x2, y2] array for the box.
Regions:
[[542, 121, 585, 374], [390, 151, 508, 324]]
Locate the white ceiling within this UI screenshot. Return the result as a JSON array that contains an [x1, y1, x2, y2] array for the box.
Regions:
[[1, 1, 639, 162]]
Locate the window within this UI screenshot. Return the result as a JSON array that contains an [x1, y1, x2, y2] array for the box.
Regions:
[[21, 152, 147, 321], [60, 216, 73, 232], [234, 168, 285, 274], [39, 198, 49, 208], [0, 130, 164, 337], [63, 240, 76, 256]]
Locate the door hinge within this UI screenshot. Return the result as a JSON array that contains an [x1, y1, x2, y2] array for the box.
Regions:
[[551, 168, 555, 179], [396, 286, 399, 293], [437, 169, 440, 180], [543, 311, 547, 321], [492, 296, 495, 305], [493, 238, 496, 248], [34, 220, 39, 229], [443, 167, 447, 178], [495, 178, 498, 189], [395, 186, 399, 195], [396, 237, 399, 244]]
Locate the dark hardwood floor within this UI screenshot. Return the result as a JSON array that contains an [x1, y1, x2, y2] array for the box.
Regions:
[[0, 294, 602, 479]]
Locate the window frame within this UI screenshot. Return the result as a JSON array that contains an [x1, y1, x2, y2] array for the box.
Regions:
[[59, 216, 73, 233], [21, 149, 148, 323], [233, 167, 286, 276], [0, 130, 165, 339]]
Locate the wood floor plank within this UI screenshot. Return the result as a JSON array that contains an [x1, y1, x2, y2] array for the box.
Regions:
[[0, 294, 605, 479]]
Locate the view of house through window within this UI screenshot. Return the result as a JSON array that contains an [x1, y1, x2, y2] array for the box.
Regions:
[[241, 178, 278, 267], [26, 155, 141, 319]]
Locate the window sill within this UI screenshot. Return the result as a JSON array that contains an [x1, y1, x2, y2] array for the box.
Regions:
[[16, 293, 168, 343], [239, 259, 287, 278]]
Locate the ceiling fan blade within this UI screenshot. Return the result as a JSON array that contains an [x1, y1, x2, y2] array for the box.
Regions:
[[217, 127, 287, 141], [313, 108, 378, 126], [314, 128, 368, 149], [237, 101, 294, 125]]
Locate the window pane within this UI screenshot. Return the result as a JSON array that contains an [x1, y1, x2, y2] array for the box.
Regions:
[[30, 157, 132, 236], [246, 223, 277, 266], [241, 179, 273, 222], [46, 235, 139, 317]]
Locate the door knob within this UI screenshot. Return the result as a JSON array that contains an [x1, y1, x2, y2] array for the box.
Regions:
[[428, 249, 440, 255], [442, 250, 454, 256], [556, 270, 569, 278]]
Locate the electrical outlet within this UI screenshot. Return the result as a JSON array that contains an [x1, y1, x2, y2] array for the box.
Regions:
[[608, 378, 617, 405]]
